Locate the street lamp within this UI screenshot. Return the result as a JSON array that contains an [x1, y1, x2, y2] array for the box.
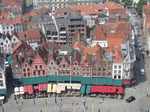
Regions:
[[57, 101, 63, 112], [17, 105, 22, 112]]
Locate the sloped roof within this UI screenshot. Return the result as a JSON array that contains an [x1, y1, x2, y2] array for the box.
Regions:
[[18, 29, 41, 40], [92, 25, 107, 40], [54, 7, 78, 17], [108, 33, 127, 49], [73, 42, 102, 54], [113, 50, 123, 63], [82, 52, 91, 63], [74, 50, 81, 63], [12, 40, 32, 52]]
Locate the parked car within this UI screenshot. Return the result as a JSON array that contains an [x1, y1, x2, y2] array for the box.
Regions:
[[126, 96, 136, 103], [140, 69, 145, 76]]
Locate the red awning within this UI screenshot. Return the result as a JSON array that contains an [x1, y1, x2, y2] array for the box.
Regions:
[[123, 80, 130, 84], [91, 85, 124, 94], [117, 87, 124, 94], [34, 86, 39, 90], [24, 86, 28, 93], [131, 79, 136, 84], [28, 85, 33, 94], [38, 84, 43, 91], [43, 83, 47, 91]]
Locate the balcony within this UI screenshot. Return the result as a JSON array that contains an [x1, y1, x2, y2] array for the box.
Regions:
[[60, 36, 66, 39], [60, 31, 66, 34]]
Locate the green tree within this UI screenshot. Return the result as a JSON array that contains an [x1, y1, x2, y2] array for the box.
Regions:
[[136, 0, 147, 16], [109, 0, 119, 3], [122, 0, 133, 6]]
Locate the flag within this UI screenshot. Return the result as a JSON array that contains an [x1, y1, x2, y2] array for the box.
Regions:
[[45, 99, 47, 106], [55, 97, 57, 103], [92, 103, 94, 110], [33, 98, 35, 105], [98, 108, 100, 112]]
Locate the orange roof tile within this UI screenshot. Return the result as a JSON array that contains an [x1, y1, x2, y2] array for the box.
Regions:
[[73, 42, 102, 54], [1, 17, 22, 26], [113, 49, 123, 63], [54, 7, 78, 17], [18, 29, 41, 40], [4, 1, 21, 7], [108, 33, 127, 49], [92, 25, 107, 40], [12, 40, 32, 52], [82, 52, 91, 63], [72, 4, 105, 16]]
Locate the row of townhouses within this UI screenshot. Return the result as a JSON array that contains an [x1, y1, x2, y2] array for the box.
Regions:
[[0, 1, 137, 102]]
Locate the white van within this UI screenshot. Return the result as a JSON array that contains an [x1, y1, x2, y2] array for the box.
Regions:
[[140, 69, 145, 76]]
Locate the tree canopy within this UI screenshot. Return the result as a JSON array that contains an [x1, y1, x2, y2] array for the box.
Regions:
[[136, 0, 147, 16], [122, 0, 133, 6]]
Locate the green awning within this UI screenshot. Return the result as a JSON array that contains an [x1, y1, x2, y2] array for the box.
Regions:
[[106, 78, 113, 85], [80, 85, 86, 93], [86, 85, 91, 93], [113, 79, 122, 86], [6, 55, 12, 65], [81, 77, 92, 84], [0, 89, 6, 95]]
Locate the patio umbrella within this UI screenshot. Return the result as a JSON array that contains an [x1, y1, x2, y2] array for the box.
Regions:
[[98, 108, 100, 112]]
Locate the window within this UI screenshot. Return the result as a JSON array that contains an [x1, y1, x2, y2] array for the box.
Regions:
[[23, 69, 26, 72], [0, 73, 2, 78], [114, 75, 116, 79], [33, 71, 36, 76], [118, 65, 121, 69], [114, 70, 117, 73], [63, 64, 66, 67], [118, 70, 121, 74], [38, 71, 40, 76], [118, 75, 121, 79], [40, 65, 42, 69], [0, 80, 3, 86], [28, 73, 30, 77], [25, 64, 27, 67], [114, 65, 117, 69], [35, 65, 38, 69], [27, 68, 29, 71], [43, 70, 45, 75], [24, 73, 26, 77]]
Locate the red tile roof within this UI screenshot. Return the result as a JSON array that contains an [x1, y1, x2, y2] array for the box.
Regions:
[[1, 17, 22, 26], [72, 4, 105, 16], [12, 40, 32, 52], [82, 52, 91, 63], [18, 29, 41, 40], [92, 25, 107, 40], [108, 33, 127, 49], [54, 7, 78, 17], [3, 1, 21, 7], [73, 42, 102, 54], [113, 49, 123, 63], [104, 2, 126, 14]]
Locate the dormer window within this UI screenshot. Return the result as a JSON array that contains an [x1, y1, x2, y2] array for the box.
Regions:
[[64, 12, 67, 15]]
